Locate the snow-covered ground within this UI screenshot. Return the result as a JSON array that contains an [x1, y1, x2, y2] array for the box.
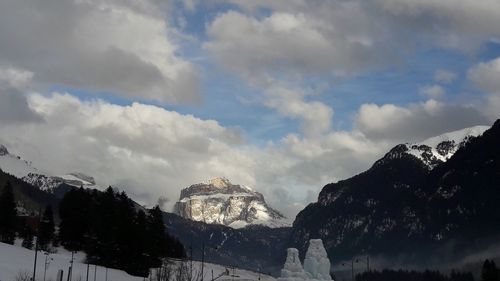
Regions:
[[0, 242, 276, 281], [0, 242, 141, 281]]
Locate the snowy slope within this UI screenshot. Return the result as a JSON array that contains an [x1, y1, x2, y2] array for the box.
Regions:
[[174, 177, 291, 229], [0, 242, 276, 281], [0, 144, 96, 192], [403, 126, 489, 169], [0, 145, 41, 178], [0, 242, 142, 281]]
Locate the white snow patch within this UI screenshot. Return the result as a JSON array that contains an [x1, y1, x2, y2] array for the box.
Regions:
[[405, 125, 489, 169], [421, 126, 489, 147]]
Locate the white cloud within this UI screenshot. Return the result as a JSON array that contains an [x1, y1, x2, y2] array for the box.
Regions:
[[206, 0, 500, 81], [0, 67, 34, 89], [0, 92, 387, 218], [467, 57, 500, 119], [468, 57, 500, 93], [2, 0, 500, 220], [373, 0, 500, 51], [355, 100, 489, 142], [203, 0, 500, 140], [264, 85, 333, 137], [434, 69, 457, 84], [204, 8, 388, 81], [419, 84, 446, 99], [0, 0, 199, 103], [0, 93, 254, 207]]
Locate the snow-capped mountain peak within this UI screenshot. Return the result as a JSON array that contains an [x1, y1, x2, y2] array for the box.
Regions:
[[376, 125, 490, 169], [174, 178, 290, 229], [0, 144, 96, 191], [420, 125, 489, 147], [405, 126, 489, 169]]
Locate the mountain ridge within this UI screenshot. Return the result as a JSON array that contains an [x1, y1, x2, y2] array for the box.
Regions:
[[0, 145, 96, 192], [291, 121, 500, 266]]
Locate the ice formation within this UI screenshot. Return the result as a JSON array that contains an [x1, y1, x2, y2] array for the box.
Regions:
[[278, 239, 333, 281]]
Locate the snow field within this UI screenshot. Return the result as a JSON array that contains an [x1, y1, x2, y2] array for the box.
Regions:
[[0, 242, 275, 281]]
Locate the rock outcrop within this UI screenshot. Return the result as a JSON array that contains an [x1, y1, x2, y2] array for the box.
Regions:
[[174, 177, 290, 228]]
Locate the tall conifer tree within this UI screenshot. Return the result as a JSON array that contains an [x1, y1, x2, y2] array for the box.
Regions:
[[0, 181, 17, 244], [38, 205, 55, 250]]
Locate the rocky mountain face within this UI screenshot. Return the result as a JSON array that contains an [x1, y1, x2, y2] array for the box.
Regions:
[[0, 144, 96, 192], [291, 121, 500, 266], [174, 177, 290, 228]]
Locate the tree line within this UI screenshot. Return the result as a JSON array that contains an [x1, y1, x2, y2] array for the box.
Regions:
[[58, 186, 186, 276], [355, 269, 473, 281], [0, 181, 185, 277], [355, 261, 500, 281]]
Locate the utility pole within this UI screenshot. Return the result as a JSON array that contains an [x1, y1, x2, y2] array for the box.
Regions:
[[94, 265, 97, 281], [190, 245, 193, 281], [69, 251, 75, 281], [351, 259, 354, 281], [86, 264, 90, 281], [201, 242, 205, 281], [367, 256, 370, 272], [43, 252, 52, 281], [32, 208, 42, 281]]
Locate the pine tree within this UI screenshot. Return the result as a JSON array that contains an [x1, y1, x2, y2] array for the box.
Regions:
[[482, 260, 500, 281], [59, 187, 91, 251], [38, 205, 55, 250], [21, 223, 34, 249], [147, 205, 168, 268], [0, 181, 17, 244]]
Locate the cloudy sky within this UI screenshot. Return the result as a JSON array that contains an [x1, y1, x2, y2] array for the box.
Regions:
[[1, 0, 499, 218]]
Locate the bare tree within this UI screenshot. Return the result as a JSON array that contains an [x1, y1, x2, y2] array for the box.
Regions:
[[14, 270, 31, 281], [151, 258, 206, 281]]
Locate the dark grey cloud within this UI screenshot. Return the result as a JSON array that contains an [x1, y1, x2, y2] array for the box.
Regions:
[[0, 87, 42, 123], [0, 0, 199, 104], [355, 101, 491, 143]]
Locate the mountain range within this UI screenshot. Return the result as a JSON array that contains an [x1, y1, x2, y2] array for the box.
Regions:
[[1, 120, 500, 275]]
